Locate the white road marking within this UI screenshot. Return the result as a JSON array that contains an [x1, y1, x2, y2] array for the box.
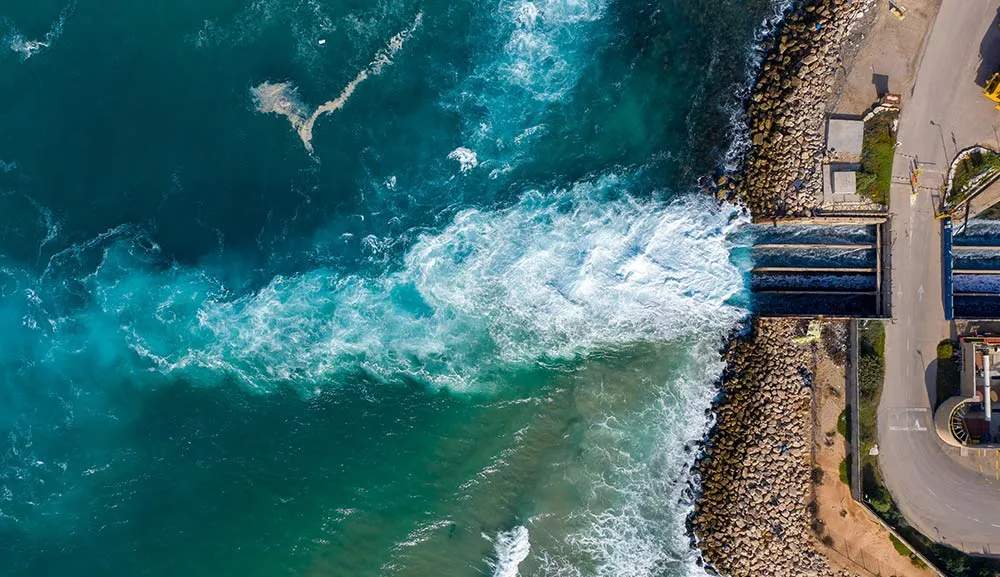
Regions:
[[888, 408, 929, 431]]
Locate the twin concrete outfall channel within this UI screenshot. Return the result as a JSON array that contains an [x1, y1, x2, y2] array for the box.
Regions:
[[878, 0, 1000, 557]]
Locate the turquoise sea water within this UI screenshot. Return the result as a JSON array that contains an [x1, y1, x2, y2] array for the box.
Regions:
[[0, 1, 779, 576]]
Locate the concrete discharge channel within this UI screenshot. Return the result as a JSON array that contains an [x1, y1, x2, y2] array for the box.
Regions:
[[746, 220, 889, 318]]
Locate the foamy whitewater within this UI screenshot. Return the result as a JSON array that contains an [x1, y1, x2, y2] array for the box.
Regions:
[[1, 1, 75, 61], [0, 0, 782, 576], [488, 527, 531, 577]]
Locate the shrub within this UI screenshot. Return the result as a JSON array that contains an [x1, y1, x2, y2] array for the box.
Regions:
[[859, 353, 885, 401], [859, 320, 885, 358], [863, 463, 893, 514]]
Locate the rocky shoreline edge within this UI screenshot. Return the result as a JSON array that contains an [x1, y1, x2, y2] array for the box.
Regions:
[[715, 0, 876, 220], [689, 320, 853, 577], [690, 1, 878, 575]]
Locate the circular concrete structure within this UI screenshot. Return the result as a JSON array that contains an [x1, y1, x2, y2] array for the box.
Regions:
[[934, 396, 968, 448]]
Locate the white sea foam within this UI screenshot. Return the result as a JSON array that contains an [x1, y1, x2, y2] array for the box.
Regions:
[[1, 1, 75, 62], [447, 147, 479, 173], [22, 176, 748, 394], [500, 0, 605, 102], [487, 526, 531, 577], [533, 350, 724, 577], [443, 0, 606, 174], [253, 13, 422, 153]]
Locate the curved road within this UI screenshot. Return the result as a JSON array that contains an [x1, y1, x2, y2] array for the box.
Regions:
[[880, 0, 1000, 556]]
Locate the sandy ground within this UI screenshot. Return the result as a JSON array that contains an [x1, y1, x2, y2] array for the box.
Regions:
[[810, 325, 937, 577], [831, 0, 944, 115]]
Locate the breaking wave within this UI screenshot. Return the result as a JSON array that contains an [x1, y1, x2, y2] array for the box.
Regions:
[[488, 526, 531, 577], [447, 147, 479, 173]]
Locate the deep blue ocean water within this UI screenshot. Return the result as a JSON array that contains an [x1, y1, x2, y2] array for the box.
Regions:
[[0, 1, 780, 576]]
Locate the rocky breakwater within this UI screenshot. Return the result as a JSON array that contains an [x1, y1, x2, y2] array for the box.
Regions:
[[692, 319, 856, 577], [721, 0, 875, 220]]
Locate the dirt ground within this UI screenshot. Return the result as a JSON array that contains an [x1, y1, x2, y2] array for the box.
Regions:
[[831, 0, 944, 115], [809, 324, 937, 577]]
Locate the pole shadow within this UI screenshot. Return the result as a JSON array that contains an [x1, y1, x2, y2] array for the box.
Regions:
[[925, 358, 939, 410]]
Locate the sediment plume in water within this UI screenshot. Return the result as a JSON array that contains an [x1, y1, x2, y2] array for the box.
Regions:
[[252, 13, 422, 153]]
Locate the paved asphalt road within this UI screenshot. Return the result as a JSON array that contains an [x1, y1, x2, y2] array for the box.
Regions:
[[879, 0, 1000, 555]]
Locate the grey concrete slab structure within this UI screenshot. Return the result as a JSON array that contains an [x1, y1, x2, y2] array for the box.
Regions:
[[827, 117, 864, 162], [833, 170, 858, 195]]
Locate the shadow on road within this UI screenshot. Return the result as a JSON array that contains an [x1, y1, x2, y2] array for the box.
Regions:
[[976, 8, 1000, 87], [924, 358, 939, 411]]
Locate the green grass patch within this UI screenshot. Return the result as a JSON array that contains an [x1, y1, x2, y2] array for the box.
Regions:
[[839, 457, 849, 487], [890, 534, 912, 556], [856, 111, 897, 205], [949, 149, 1000, 207], [890, 535, 930, 568], [837, 406, 849, 438], [936, 339, 961, 409]]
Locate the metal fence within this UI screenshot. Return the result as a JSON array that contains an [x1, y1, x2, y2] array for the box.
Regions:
[[848, 319, 861, 500]]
